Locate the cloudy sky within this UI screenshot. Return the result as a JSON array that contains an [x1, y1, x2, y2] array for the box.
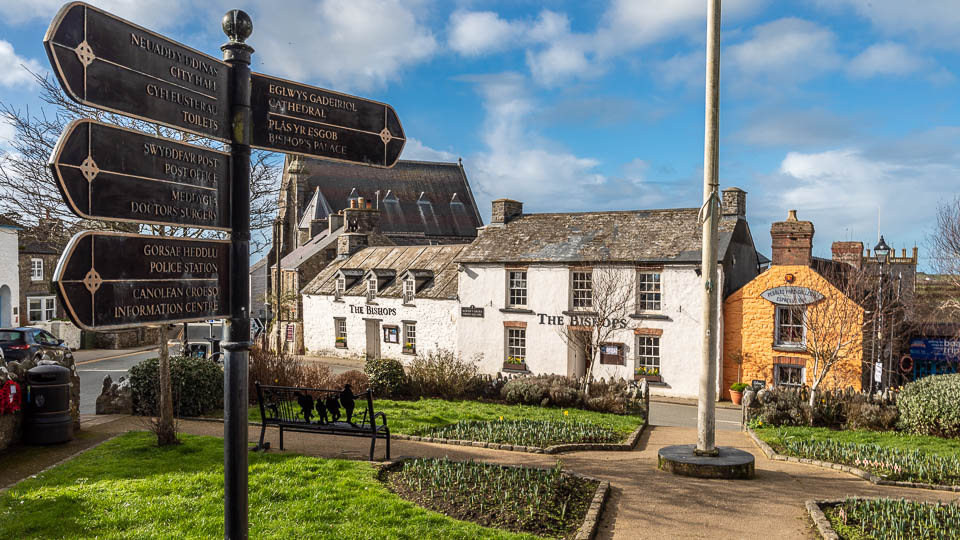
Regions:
[[1, 0, 958, 267]]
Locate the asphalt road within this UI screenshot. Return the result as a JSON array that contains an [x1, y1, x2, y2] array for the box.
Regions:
[[76, 349, 158, 414], [648, 399, 743, 430]]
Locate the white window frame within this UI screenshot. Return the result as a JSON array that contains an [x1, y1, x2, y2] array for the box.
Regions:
[[403, 278, 416, 303], [506, 328, 526, 362], [774, 364, 805, 388], [366, 277, 377, 302], [334, 317, 347, 346], [507, 270, 527, 307], [335, 276, 346, 299], [774, 305, 806, 348], [403, 321, 416, 351], [30, 258, 43, 281], [637, 272, 662, 311], [635, 336, 660, 371], [28, 296, 56, 322], [571, 270, 593, 310]]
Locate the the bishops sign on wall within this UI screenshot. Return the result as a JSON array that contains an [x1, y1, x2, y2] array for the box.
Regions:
[[760, 286, 824, 305]]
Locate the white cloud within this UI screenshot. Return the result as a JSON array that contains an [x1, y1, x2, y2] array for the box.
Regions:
[[401, 138, 457, 162], [239, 0, 437, 92], [727, 18, 842, 85], [0, 40, 44, 87], [818, 0, 960, 49], [848, 42, 930, 78], [448, 11, 522, 56], [525, 38, 596, 86], [0, 0, 189, 30]]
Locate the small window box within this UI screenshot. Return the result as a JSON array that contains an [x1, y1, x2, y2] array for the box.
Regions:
[[403, 342, 416, 355], [634, 367, 661, 383], [335, 336, 347, 349], [502, 362, 528, 372]]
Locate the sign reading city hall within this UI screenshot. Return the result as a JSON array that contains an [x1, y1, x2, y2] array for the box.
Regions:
[[54, 232, 230, 330], [50, 119, 231, 230]]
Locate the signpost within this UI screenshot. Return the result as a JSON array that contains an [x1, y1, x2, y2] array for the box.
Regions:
[[50, 119, 231, 230], [44, 2, 230, 141], [44, 3, 405, 537], [250, 72, 405, 167], [53, 231, 230, 330]]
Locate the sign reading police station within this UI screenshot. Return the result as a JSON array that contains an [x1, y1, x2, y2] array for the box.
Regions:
[[54, 231, 230, 330], [50, 119, 231, 230]]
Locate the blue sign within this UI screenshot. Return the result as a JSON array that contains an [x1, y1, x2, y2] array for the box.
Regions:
[[908, 338, 960, 380]]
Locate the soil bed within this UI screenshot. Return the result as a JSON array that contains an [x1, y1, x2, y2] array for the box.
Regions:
[[384, 457, 597, 539]]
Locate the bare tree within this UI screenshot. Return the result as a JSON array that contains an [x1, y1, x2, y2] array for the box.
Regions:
[[0, 71, 282, 445], [556, 267, 634, 394], [928, 196, 960, 317]]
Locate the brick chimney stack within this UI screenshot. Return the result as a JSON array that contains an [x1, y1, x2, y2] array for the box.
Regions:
[[770, 210, 815, 266], [721, 187, 746, 218], [831, 241, 864, 269], [491, 199, 523, 226]]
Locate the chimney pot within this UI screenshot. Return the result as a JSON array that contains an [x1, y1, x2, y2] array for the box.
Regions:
[[787, 210, 798, 221]]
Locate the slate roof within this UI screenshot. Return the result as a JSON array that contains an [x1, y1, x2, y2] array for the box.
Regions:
[[457, 209, 740, 264], [303, 244, 468, 300], [0, 216, 21, 229], [279, 226, 343, 270], [18, 240, 58, 255], [298, 187, 334, 230], [297, 157, 483, 239]]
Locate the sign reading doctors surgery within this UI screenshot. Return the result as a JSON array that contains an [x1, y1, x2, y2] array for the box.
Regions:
[[54, 231, 230, 330], [761, 286, 824, 305]]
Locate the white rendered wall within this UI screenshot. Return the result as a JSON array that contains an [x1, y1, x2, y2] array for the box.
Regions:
[[457, 263, 724, 399], [0, 228, 19, 327], [302, 293, 459, 364]]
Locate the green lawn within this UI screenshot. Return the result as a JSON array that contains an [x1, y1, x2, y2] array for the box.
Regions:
[[245, 398, 643, 440], [0, 432, 539, 539], [754, 426, 960, 457]]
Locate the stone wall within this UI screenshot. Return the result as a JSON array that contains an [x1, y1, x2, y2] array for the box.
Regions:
[[18, 252, 62, 324], [30, 320, 82, 350], [95, 327, 161, 349]]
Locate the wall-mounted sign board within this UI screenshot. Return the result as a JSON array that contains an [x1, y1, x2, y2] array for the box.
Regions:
[[760, 286, 824, 305]]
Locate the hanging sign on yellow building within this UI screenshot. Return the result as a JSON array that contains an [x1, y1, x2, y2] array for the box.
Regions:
[[760, 286, 824, 305]]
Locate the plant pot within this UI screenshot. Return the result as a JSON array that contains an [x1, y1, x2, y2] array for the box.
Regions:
[[503, 362, 527, 372], [402, 347, 415, 355], [730, 390, 743, 405], [335, 342, 347, 349], [634, 374, 662, 383]]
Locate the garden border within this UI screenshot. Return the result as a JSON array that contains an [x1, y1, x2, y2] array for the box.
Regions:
[[390, 416, 647, 455], [377, 457, 610, 540], [804, 498, 842, 540], [746, 428, 960, 492], [0, 432, 124, 494]]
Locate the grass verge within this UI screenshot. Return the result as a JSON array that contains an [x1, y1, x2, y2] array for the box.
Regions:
[[823, 498, 960, 540], [755, 426, 960, 485], [386, 458, 595, 539], [0, 432, 538, 539], [241, 398, 643, 442]]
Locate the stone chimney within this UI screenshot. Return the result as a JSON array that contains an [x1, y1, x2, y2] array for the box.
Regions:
[[491, 199, 523, 225], [721, 187, 746, 218], [337, 233, 367, 258], [770, 210, 815, 266], [328, 212, 345, 233], [343, 207, 381, 234], [309, 218, 327, 239], [831, 241, 864, 269]]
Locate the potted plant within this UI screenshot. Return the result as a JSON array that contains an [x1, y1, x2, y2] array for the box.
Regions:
[[503, 356, 527, 371], [402, 342, 416, 354], [729, 382, 749, 405], [335, 336, 347, 349], [634, 366, 662, 383]]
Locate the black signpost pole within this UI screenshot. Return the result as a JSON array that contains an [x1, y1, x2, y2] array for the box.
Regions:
[[220, 10, 253, 540]]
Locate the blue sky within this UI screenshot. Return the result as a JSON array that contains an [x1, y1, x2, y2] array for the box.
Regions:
[[1, 0, 958, 268]]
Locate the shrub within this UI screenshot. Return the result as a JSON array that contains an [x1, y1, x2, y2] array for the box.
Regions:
[[407, 349, 481, 399], [758, 388, 807, 427], [333, 370, 370, 393], [847, 401, 898, 432], [248, 347, 334, 398], [898, 374, 960, 438], [299, 362, 333, 389], [501, 377, 547, 406], [129, 356, 223, 417], [365, 356, 408, 398], [498, 375, 638, 414]]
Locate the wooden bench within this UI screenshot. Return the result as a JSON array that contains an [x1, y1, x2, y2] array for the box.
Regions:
[[254, 383, 390, 460]]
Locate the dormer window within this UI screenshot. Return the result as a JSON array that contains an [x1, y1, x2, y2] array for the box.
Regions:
[[336, 268, 364, 295], [366, 277, 377, 302], [403, 277, 415, 303], [335, 276, 346, 299], [401, 269, 433, 304]]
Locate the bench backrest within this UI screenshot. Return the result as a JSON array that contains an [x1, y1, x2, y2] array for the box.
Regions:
[[255, 383, 375, 425]]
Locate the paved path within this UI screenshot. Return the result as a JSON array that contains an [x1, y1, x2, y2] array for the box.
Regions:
[[648, 399, 742, 430]]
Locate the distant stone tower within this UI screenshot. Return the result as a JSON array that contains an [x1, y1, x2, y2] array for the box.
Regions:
[[276, 154, 309, 258]]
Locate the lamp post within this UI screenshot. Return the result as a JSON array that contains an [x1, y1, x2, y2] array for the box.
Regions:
[[873, 236, 890, 393]]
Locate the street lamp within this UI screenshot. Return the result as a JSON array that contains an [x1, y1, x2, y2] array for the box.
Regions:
[[872, 236, 890, 393]]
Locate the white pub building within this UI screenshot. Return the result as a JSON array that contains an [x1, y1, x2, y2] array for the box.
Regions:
[[302, 190, 761, 398]]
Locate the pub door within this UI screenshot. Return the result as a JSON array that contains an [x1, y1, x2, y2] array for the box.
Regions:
[[566, 331, 592, 379], [365, 319, 381, 360]]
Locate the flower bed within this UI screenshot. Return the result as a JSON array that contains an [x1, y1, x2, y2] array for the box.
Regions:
[[416, 418, 624, 448], [384, 457, 597, 539], [821, 497, 960, 540], [770, 433, 960, 485]]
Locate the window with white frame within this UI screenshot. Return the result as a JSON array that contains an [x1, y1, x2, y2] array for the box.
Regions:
[[28, 296, 56, 322], [334, 317, 347, 346], [403, 278, 415, 303], [635, 336, 660, 371], [335, 276, 346, 299], [774, 364, 804, 387], [571, 270, 592, 309], [403, 322, 416, 351], [637, 272, 662, 311], [30, 258, 43, 281], [366, 277, 377, 302], [507, 270, 527, 307], [775, 306, 805, 347], [506, 328, 526, 363]]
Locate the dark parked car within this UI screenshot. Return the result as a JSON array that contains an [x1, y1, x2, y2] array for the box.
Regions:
[[0, 328, 74, 364]]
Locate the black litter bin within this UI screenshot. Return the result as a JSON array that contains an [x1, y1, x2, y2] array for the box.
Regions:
[[24, 364, 73, 444]]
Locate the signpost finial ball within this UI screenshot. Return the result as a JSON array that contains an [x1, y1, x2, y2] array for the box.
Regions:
[[222, 10, 253, 43]]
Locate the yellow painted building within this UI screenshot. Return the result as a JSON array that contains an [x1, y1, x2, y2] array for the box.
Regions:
[[722, 211, 864, 399]]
